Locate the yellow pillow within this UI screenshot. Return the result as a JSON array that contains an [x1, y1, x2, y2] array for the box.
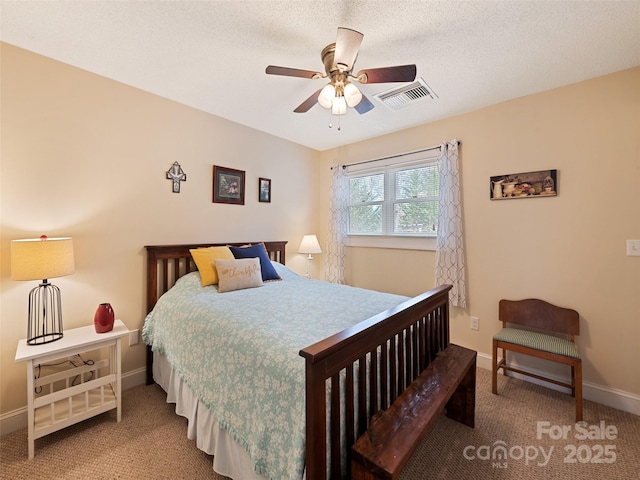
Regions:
[[190, 246, 235, 286]]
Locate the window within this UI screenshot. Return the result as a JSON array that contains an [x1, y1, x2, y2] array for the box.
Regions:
[[348, 160, 439, 238]]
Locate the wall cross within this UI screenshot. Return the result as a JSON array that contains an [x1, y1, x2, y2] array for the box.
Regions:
[[166, 162, 186, 193]]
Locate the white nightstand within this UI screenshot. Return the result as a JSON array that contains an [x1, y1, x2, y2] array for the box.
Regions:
[[15, 319, 129, 458]]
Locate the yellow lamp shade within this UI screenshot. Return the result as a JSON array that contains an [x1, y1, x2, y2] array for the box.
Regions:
[[11, 236, 75, 281]]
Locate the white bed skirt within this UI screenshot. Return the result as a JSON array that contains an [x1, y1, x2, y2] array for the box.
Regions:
[[153, 352, 266, 480]]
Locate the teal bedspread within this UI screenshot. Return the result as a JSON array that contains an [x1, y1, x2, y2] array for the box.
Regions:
[[142, 262, 407, 480]]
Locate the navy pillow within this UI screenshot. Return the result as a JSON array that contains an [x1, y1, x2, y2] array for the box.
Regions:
[[229, 243, 282, 282]]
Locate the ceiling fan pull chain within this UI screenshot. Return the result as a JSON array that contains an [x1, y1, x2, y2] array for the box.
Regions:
[[327, 111, 343, 131]]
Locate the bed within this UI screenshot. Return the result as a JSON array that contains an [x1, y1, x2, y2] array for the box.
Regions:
[[143, 241, 453, 480]]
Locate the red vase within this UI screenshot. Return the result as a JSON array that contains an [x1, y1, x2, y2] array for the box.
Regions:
[[94, 303, 115, 333]]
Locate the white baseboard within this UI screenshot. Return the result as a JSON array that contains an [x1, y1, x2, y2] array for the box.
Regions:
[[121, 366, 147, 391], [0, 406, 27, 437], [478, 352, 640, 416], [0, 367, 147, 436]]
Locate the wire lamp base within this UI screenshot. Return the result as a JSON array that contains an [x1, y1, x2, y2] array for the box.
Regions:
[[27, 280, 64, 345]]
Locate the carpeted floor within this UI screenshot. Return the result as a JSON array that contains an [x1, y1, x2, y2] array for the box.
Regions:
[[399, 369, 640, 480], [1, 368, 638, 479]]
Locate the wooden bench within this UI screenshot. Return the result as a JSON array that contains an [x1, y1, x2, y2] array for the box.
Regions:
[[492, 298, 582, 421], [351, 344, 477, 480]]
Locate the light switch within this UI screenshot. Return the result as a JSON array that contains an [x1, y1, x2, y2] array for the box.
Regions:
[[627, 239, 640, 257]]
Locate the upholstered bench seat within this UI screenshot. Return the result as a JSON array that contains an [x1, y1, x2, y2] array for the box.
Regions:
[[493, 328, 580, 359]]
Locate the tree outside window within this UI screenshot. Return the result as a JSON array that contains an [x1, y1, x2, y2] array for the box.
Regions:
[[348, 162, 439, 236]]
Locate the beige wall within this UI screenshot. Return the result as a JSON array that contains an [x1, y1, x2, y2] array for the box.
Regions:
[[319, 67, 640, 401], [0, 43, 322, 415], [2, 42, 638, 420]]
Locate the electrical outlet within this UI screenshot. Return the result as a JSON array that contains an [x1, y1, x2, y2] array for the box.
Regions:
[[129, 329, 139, 346], [470, 316, 479, 331], [627, 239, 640, 256], [70, 354, 83, 366]]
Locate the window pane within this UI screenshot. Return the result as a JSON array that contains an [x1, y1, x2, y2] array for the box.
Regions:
[[349, 173, 384, 204], [394, 200, 438, 234], [349, 205, 382, 233], [346, 159, 439, 237], [395, 165, 438, 200]]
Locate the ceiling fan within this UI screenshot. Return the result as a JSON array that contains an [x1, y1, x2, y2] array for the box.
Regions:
[[266, 27, 416, 116]]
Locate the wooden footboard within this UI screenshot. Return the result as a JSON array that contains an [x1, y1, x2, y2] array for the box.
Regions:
[[299, 284, 453, 480]]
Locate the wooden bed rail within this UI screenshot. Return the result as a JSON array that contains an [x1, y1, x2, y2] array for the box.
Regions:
[[299, 284, 453, 480]]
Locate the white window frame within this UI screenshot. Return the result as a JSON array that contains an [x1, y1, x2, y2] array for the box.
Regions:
[[345, 151, 439, 251]]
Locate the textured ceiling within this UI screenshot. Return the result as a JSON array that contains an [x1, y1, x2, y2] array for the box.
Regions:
[[1, 1, 639, 151]]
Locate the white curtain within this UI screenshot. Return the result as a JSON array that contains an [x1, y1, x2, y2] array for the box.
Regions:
[[435, 140, 467, 308], [326, 165, 348, 284]]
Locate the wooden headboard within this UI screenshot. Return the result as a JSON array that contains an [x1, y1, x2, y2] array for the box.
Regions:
[[144, 241, 287, 385], [144, 241, 287, 314]]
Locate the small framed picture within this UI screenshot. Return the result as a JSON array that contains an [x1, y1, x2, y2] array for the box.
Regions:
[[213, 165, 245, 205], [259, 177, 271, 203], [490, 169, 557, 200]]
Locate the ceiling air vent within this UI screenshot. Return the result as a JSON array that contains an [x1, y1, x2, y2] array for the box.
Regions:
[[374, 78, 437, 111]]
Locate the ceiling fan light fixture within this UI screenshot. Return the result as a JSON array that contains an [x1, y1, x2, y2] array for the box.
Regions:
[[318, 84, 336, 108], [267, 27, 417, 118], [331, 96, 347, 115], [344, 82, 362, 107]]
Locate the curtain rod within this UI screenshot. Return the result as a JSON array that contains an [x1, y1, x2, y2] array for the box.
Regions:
[[334, 141, 461, 169]]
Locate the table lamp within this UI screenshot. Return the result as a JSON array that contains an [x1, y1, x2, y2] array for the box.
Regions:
[[11, 235, 75, 345], [298, 234, 322, 279]]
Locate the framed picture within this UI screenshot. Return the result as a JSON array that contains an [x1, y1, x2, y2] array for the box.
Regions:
[[490, 169, 557, 200], [259, 177, 271, 203], [213, 165, 245, 205]]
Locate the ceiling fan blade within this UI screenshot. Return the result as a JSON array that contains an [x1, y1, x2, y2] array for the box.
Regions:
[[266, 65, 322, 79], [356, 64, 417, 83], [293, 89, 322, 113], [354, 93, 374, 114], [334, 27, 364, 72]]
